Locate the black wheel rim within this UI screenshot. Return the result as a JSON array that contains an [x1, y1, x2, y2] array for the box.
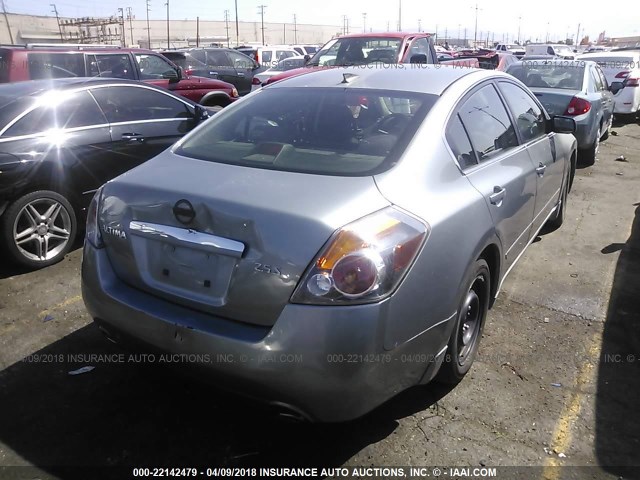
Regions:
[[458, 276, 485, 365]]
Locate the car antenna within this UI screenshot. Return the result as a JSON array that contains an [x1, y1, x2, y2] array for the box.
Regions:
[[341, 73, 358, 84]]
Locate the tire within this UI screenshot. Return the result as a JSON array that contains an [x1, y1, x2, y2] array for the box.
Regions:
[[579, 125, 600, 166], [545, 172, 569, 231], [436, 258, 490, 385], [600, 119, 610, 141], [0, 190, 77, 269]]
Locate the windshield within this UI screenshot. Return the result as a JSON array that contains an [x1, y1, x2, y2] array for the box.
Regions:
[[308, 37, 403, 67], [554, 46, 574, 56], [163, 53, 208, 70], [176, 87, 436, 176], [507, 63, 585, 89]]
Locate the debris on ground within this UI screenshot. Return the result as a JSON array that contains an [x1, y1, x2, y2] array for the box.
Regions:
[[616, 172, 624, 176], [68, 366, 95, 376], [558, 452, 567, 458], [615, 155, 628, 162], [611, 131, 618, 136], [42, 314, 54, 322], [551, 383, 562, 388], [544, 317, 550, 323], [501, 362, 527, 381], [570, 273, 579, 278]]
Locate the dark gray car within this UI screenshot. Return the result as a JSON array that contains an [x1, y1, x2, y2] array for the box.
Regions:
[[82, 66, 577, 422], [176, 48, 262, 96]]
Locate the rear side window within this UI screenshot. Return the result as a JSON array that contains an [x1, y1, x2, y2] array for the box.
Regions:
[[27, 53, 86, 79], [205, 50, 233, 67], [5, 90, 105, 137], [498, 82, 546, 142], [446, 114, 477, 169], [0, 50, 12, 82], [261, 50, 273, 66], [176, 87, 436, 176], [87, 54, 136, 79], [457, 84, 518, 162], [91, 86, 191, 123]]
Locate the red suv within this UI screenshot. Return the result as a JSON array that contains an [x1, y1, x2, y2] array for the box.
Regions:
[[0, 44, 239, 108]]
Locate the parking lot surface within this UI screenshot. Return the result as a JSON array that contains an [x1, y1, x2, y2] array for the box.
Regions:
[[1, 119, 640, 479]]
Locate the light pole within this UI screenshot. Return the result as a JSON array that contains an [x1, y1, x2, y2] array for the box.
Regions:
[[362, 12, 366, 33], [258, 5, 267, 45], [473, 3, 479, 47], [398, 0, 401, 32], [145, 0, 151, 48], [235, 0, 239, 46], [517, 16, 521, 44], [165, 0, 169, 49]]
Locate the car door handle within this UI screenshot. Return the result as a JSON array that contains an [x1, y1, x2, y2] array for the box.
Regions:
[[237, 72, 245, 77], [489, 186, 506, 205], [122, 133, 144, 142], [536, 163, 547, 176]]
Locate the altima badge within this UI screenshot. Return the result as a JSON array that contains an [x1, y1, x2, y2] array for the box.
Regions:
[[104, 226, 127, 239]]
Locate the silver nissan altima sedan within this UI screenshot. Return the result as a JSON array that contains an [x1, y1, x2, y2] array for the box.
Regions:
[[82, 65, 577, 422]]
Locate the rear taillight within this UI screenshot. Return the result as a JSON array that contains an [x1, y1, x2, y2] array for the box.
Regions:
[[291, 207, 428, 305], [615, 71, 630, 79], [625, 77, 639, 87], [251, 77, 262, 85], [86, 188, 104, 249], [564, 96, 591, 116], [184, 69, 194, 76]]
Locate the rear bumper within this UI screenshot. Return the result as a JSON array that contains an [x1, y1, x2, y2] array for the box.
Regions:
[[81, 243, 452, 422]]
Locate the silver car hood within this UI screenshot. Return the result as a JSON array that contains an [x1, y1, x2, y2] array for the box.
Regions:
[[99, 151, 390, 326]]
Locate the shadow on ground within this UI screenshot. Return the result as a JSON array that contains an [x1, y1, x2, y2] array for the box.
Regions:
[[596, 204, 640, 475], [0, 240, 83, 281], [0, 323, 453, 477]]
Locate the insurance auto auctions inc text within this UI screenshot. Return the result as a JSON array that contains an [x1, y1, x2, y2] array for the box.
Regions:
[[255, 467, 497, 477]]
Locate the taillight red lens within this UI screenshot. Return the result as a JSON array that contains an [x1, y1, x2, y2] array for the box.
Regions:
[[626, 77, 639, 87], [615, 71, 630, 79], [564, 97, 591, 116], [252, 77, 262, 85], [332, 251, 384, 297]]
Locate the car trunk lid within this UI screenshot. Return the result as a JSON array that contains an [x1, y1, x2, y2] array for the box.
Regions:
[[99, 152, 390, 327], [529, 88, 582, 116]]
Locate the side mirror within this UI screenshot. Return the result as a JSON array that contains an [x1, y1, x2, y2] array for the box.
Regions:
[[163, 68, 180, 83], [550, 115, 576, 134], [609, 81, 624, 95], [194, 104, 210, 122], [410, 53, 428, 64], [303, 54, 311, 65], [252, 61, 260, 70]]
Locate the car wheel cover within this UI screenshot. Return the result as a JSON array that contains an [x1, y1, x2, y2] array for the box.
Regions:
[[457, 275, 485, 365], [13, 198, 72, 262]]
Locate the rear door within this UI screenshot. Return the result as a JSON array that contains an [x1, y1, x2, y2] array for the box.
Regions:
[[90, 85, 196, 174], [497, 80, 564, 234], [451, 83, 537, 268], [226, 50, 255, 95], [594, 65, 614, 124]]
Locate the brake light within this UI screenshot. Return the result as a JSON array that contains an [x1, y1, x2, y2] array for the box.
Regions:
[[86, 188, 104, 249], [564, 97, 591, 116], [252, 77, 262, 85], [291, 207, 428, 305], [615, 71, 630, 79], [184, 69, 194, 76], [626, 77, 639, 87]]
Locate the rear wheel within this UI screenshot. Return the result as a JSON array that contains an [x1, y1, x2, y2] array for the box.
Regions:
[[0, 190, 76, 269], [546, 171, 569, 231], [579, 125, 600, 166], [436, 259, 490, 384], [600, 119, 610, 141]]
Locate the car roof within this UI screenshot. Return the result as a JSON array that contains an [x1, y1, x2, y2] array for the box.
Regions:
[[265, 65, 489, 96]]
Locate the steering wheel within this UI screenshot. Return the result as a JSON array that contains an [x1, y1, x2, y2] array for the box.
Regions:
[[374, 113, 411, 134]]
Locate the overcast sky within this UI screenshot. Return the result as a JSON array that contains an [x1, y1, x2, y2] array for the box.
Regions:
[[7, 0, 639, 43]]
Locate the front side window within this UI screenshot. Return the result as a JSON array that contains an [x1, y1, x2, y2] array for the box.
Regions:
[[176, 87, 435, 176], [457, 84, 518, 162], [205, 50, 233, 67], [499, 82, 546, 143], [5, 90, 105, 137], [135, 54, 177, 79], [27, 53, 85, 79], [91, 86, 191, 123]]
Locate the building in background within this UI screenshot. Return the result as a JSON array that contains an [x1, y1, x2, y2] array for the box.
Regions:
[[0, 12, 340, 48]]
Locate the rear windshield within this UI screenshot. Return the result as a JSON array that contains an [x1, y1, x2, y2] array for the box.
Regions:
[[176, 87, 436, 176], [308, 37, 404, 67], [507, 63, 585, 89]]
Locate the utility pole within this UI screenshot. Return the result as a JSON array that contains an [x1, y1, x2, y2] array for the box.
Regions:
[[546, 22, 549, 43], [464, 27, 467, 47], [575, 23, 580, 46], [224, 10, 230, 46], [397, 0, 401, 31], [1, 0, 14, 43], [145, 0, 151, 48], [257, 5, 266, 45], [418, 19, 421, 33], [362, 12, 366, 34], [117, 8, 125, 46], [126, 7, 134, 46], [282, 23, 285, 43], [196, 16, 199, 46], [444, 27, 447, 45], [293, 14, 297, 44], [235, 0, 239, 46], [165, 0, 169, 49], [435, 24, 438, 44], [342, 15, 347, 35], [473, 3, 479, 47], [50, 4, 64, 42], [517, 16, 521, 44]]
